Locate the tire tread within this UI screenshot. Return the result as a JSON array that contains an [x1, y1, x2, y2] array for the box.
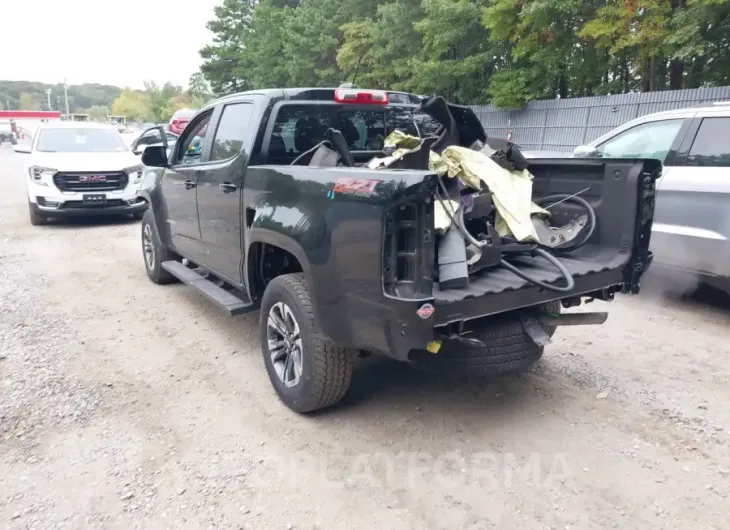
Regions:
[[142, 210, 177, 284], [412, 302, 561, 376], [263, 273, 353, 413]]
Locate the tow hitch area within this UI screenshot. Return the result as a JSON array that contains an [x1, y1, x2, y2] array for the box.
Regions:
[[520, 311, 609, 346]]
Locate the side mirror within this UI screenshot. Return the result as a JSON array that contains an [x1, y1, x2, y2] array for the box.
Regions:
[[573, 145, 599, 158], [141, 145, 169, 168], [13, 144, 31, 154]]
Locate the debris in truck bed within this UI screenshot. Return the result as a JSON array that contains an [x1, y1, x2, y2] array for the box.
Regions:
[[438, 146, 547, 242], [434, 199, 460, 232], [366, 130, 423, 169]]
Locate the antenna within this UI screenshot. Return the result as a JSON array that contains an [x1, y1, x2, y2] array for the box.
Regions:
[[350, 52, 366, 89]]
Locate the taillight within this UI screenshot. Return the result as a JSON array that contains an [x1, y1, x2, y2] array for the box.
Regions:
[[383, 200, 434, 299], [335, 88, 388, 105]]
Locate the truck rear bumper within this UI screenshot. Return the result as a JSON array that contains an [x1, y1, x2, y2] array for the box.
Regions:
[[377, 269, 626, 362], [433, 249, 627, 326], [433, 268, 624, 327]]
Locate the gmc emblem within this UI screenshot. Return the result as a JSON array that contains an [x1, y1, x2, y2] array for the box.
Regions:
[[79, 175, 107, 182]]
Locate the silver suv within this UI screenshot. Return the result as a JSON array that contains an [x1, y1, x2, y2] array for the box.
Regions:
[[571, 104, 730, 290]]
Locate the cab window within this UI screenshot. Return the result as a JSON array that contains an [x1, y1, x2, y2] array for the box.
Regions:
[[175, 111, 213, 165], [210, 103, 254, 161], [596, 119, 685, 162], [266, 104, 437, 165]]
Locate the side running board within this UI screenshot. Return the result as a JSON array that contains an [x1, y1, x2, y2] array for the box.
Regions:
[[161, 261, 254, 316]]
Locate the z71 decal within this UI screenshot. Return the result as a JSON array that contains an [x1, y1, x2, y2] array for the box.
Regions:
[[328, 178, 382, 198]]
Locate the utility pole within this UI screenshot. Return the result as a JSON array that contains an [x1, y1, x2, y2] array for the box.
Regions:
[[46, 89, 52, 110], [57, 95, 62, 112], [63, 80, 70, 115]]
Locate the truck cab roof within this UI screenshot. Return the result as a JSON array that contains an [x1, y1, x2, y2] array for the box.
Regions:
[[200, 87, 424, 113]]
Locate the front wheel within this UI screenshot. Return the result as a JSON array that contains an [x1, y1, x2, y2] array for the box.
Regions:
[[260, 273, 354, 413], [141, 210, 177, 284], [28, 201, 48, 226]]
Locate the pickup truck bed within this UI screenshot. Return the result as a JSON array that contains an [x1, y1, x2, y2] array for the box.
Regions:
[[433, 158, 658, 322]]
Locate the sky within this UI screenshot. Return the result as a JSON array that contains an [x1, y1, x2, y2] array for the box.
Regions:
[[1, 0, 220, 89]]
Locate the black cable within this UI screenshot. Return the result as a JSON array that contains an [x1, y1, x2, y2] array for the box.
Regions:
[[435, 179, 488, 248], [499, 248, 575, 292], [533, 194, 596, 253], [435, 185, 579, 293]]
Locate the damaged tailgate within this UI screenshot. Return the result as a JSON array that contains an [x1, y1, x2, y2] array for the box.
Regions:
[[432, 156, 661, 326]]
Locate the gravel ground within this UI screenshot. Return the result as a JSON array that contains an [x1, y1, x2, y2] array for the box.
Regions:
[[1, 143, 729, 529]]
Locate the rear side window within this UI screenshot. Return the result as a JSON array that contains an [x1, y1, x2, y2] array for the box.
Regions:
[[686, 117, 730, 167], [210, 103, 254, 161], [266, 104, 436, 164]]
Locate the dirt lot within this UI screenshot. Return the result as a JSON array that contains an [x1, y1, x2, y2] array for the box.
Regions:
[[1, 143, 729, 529]]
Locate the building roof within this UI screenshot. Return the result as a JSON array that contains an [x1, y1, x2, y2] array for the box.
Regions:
[[0, 110, 62, 119]]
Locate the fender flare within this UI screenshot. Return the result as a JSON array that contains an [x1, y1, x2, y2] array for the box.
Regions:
[[246, 228, 313, 285], [138, 190, 173, 248], [246, 228, 328, 326]]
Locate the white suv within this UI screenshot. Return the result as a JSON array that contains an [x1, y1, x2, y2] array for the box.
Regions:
[[14, 122, 148, 225], [571, 103, 730, 290]]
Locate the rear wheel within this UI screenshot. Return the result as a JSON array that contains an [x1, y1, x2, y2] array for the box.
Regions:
[[28, 201, 48, 226], [260, 273, 354, 413], [411, 301, 561, 376], [141, 209, 177, 284]]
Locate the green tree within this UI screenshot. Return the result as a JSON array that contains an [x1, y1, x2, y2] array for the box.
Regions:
[[665, 0, 730, 89], [338, 0, 425, 91], [281, 0, 347, 86], [237, 0, 297, 88], [195, 0, 730, 108], [143, 81, 183, 122], [19, 92, 39, 110], [111, 89, 154, 121], [410, 0, 497, 102], [580, 0, 672, 92], [88, 105, 109, 122], [199, 0, 257, 95], [188, 72, 211, 97]]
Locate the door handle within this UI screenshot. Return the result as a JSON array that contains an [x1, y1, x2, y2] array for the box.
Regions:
[[184, 179, 196, 190], [219, 182, 237, 193]]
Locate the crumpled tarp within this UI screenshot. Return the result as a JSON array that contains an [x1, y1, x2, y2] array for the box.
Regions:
[[383, 130, 421, 152], [369, 130, 548, 242], [431, 146, 547, 242]]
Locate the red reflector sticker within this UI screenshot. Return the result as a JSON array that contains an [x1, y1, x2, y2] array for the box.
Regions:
[[330, 177, 381, 196], [417, 303, 435, 319]]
